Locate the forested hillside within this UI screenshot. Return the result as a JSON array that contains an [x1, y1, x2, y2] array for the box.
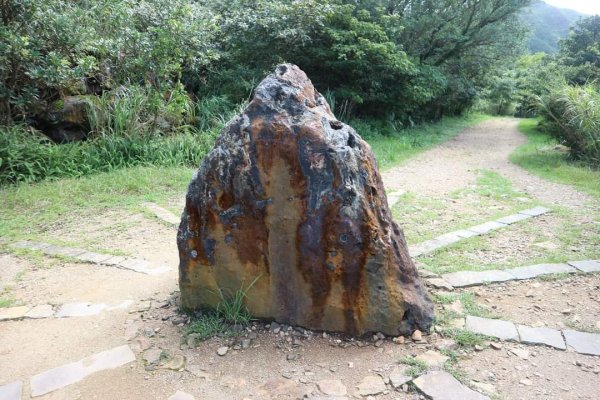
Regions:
[[521, 1, 584, 53], [1, 0, 598, 184]]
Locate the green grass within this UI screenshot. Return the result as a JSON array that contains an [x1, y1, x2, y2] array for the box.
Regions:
[[393, 169, 538, 243], [511, 119, 600, 199], [0, 295, 16, 308], [0, 165, 193, 241], [365, 113, 491, 170], [399, 356, 428, 377], [184, 313, 228, 339]]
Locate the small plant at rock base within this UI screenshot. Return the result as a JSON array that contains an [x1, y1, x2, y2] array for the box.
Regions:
[[215, 276, 261, 326], [184, 312, 227, 340]]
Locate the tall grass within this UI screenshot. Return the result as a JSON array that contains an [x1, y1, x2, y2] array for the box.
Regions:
[[537, 82, 600, 166], [0, 124, 216, 185]]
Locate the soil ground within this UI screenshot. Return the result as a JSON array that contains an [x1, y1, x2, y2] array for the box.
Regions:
[[1, 118, 599, 399]]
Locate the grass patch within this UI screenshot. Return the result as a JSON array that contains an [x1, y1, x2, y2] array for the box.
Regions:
[[538, 272, 570, 281], [0, 165, 194, 240], [364, 113, 491, 171], [399, 356, 428, 377], [0, 295, 16, 308], [393, 169, 539, 243], [184, 312, 228, 339], [511, 119, 600, 199], [448, 329, 487, 348]]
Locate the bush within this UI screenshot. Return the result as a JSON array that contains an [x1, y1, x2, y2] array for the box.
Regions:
[[0, 125, 217, 185], [538, 82, 600, 165]]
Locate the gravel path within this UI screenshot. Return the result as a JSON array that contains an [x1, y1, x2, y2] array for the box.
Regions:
[[382, 118, 596, 209]]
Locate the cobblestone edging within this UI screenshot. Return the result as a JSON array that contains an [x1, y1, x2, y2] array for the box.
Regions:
[[141, 202, 180, 226], [409, 206, 551, 257], [431, 260, 600, 289], [462, 315, 600, 356], [0, 301, 134, 322], [9, 240, 170, 275]]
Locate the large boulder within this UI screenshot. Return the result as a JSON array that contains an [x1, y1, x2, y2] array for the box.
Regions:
[[178, 64, 433, 336]]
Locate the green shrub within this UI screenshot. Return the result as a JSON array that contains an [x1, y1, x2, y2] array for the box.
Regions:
[[538, 82, 600, 165], [0, 125, 216, 185]]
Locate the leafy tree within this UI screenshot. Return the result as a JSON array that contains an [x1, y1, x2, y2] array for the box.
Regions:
[[558, 15, 600, 85]]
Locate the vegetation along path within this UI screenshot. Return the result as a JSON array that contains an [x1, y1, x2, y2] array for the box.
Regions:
[[1, 118, 599, 400]]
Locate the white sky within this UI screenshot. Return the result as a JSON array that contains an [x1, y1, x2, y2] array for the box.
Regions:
[[543, 0, 600, 15]]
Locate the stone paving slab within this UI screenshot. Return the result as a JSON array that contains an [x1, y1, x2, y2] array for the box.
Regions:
[[518, 206, 551, 217], [443, 270, 515, 287], [467, 221, 507, 234], [10, 240, 51, 251], [410, 208, 550, 257], [0, 380, 22, 400], [142, 202, 180, 226], [30, 345, 135, 397], [563, 330, 600, 356], [453, 229, 481, 239], [74, 251, 115, 264], [517, 325, 566, 350], [507, 263, 576, 280], [0, 306, 30, 321], [568, 260, 600, 273], [9, 240, 170, 275], [432, 232, 464, 246], [495, 213, 532, 225], [413, 371, 490, 400], [465, 316, 519, 341], [168, 391, 195, 400], [24, 304, 55, 319]]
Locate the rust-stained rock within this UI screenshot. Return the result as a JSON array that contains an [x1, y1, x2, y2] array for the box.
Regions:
[[177, 64, 433, 336]]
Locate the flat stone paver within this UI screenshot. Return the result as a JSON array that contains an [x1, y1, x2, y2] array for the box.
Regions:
[[495, 213, 531, 225], [30, 345, 135, 397], [356, 375, 386, 396], [432, 232, 463, 246], [507, 263, 576, 280], [517, 325, 566, 350], [168, 391, 195, 400], [467, 221, 507, 234], [0, 306, 30, 321], [563, 330, 600, 356], [453, 229, 480, 239], [518, 206, 551, 217], [413, 371, 490, 400], [55, 302, 108, 318], [465, 316, 519, 341], [568, 260, 600, 273], [0, 381, 22, 400], [75, 251, 115, 264], [25, 304, 55, 319], [9, 240, 170, 275], [142, 202, 180, 226], [317, 379, 347, 396], [442, 270, 515, 287], [389, 366, 411, 388]]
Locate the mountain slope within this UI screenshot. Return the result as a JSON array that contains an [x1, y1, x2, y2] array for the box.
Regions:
[[521, 1, 584, 53]]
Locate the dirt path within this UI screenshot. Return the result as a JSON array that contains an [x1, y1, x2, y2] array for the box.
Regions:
[[382, 118, 596, 209], [1, 118, 599, 400]]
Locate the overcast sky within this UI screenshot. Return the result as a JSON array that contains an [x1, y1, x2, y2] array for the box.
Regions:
[[544, 0, 600, 15]]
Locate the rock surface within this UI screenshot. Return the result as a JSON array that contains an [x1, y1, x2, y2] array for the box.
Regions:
[[178, 64, 432, 336]]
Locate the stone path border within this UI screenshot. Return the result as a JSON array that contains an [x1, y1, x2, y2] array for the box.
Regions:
[[462, 315, 600, 356], [9, 240, 170, 275], [30, 344, 135, 397], [142, 202, 180, 226], [409, 206, 551, 257], [0, 301, 134, 322], [387, 190, 405, 208], [433, 260, 599, 289], [0, 381, 22, 400]]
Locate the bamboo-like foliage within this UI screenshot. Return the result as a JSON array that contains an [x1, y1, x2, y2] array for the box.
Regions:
[[537, 82, 600, 165]]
